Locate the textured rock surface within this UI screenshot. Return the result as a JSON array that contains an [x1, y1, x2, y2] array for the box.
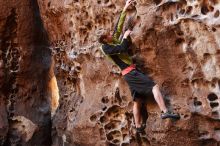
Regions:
[[0, 0, 59, 145], [37, 0, 220, 145], [1, 0, 220, 145]]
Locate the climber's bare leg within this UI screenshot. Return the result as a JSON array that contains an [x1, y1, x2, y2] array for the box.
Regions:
[[133, 98, 142, 128], [152, 84, 168, 113]]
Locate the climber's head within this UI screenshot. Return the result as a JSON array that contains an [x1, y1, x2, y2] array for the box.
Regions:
[[97, 29, 113, 44], [98, 34, 113, 44]]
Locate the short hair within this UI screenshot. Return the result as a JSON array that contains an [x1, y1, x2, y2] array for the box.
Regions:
[[98, 34, 107, 44], [96, 28, 108, 44]]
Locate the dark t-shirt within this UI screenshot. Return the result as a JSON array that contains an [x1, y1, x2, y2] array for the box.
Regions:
[[102, 39, 130, 70]]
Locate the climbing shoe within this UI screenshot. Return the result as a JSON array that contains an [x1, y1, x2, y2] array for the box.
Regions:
[[136, 124, 146, 133], [161, 111, 180, 120]]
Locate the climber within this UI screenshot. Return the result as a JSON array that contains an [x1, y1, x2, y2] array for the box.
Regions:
[[97, 0, 180, 133]]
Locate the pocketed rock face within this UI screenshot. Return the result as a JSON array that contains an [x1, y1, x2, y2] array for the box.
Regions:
[[36, 0, 220, 145], [0, 0, 219, 145]]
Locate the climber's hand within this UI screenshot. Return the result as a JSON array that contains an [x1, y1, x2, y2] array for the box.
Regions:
[[123, 29, 132, 39], [123, 0, 134, 11]]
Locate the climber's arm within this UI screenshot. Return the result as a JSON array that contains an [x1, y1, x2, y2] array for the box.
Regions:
[[102, 39, 130, 54], [103, 30, 132, 54], [113, 0, 133, 41], [112, 11, 127, 41]]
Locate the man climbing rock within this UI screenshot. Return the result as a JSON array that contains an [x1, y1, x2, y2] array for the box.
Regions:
[[98, 0, 180, 133]]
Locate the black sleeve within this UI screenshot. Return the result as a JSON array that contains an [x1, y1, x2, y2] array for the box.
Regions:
[[102, 39, 129, 54]]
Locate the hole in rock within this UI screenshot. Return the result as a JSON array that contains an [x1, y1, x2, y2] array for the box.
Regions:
[[114, 87, 122, 104], [25, 96, 32, 101], [69, 108, 75, 112], [153, 0, 162, 5], [212, 111, 219, 117], [192, 15, 199, 19], [108, 4, 116, 9], [194, 98, 202, 106], [84, 11, 89, 18], [109, 143, 116, 146], [10, 95, 15, 99], [214, 127, 220, 131], [80, 99, 83, 103], [112, 139, 120, 144], [79, 28, 87, 35], [152, 137, 156, 141], [101, 96, 109, 104], [47, 2, 51, 7], [85, 22, 92, 30], [201, 5, 209, 15], [100, 116, 108, 123], [104, 0, 109, 4], [211, 83, 216, 88], [121, 143, 129, 146], [69, 21, 73, 27], [106, 106, 120, 116], [191, 78, 201, 86], [121, 96, 128, 101], [125, 112, 132, 119], [212, 77, 218, 83], [142, 137, 149, 142], [107, 134, 113, 141], [97, 0, 101, 4], [75, 66, 81, 71], [210, 102, 219, 108], [211, 78, 218, 87], [179, 9, 185, 15], [209, 6, 214, 12], [170, 13, 174, 21], [176, 30, 184, 36], [207, 93, 218, 101], [90, 114, 97, 122], [102, 106, 107, 111], [214, 10, 220, 18], [184, 114, 189, 118], [203, 53, 211, 60], [186, 6, 193, 14], [123, 134, 128, 139], [212, 27, 216, 32], [104, 121, 120, 130], [108, 130, 121, 138], [9, 113, 14, 117], [175, 38, 185, 45]]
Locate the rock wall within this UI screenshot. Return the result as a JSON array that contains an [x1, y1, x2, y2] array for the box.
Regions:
[[0, 0, 59, 145], [37, 0, 220, 145], [1, 0, 220, 146]]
